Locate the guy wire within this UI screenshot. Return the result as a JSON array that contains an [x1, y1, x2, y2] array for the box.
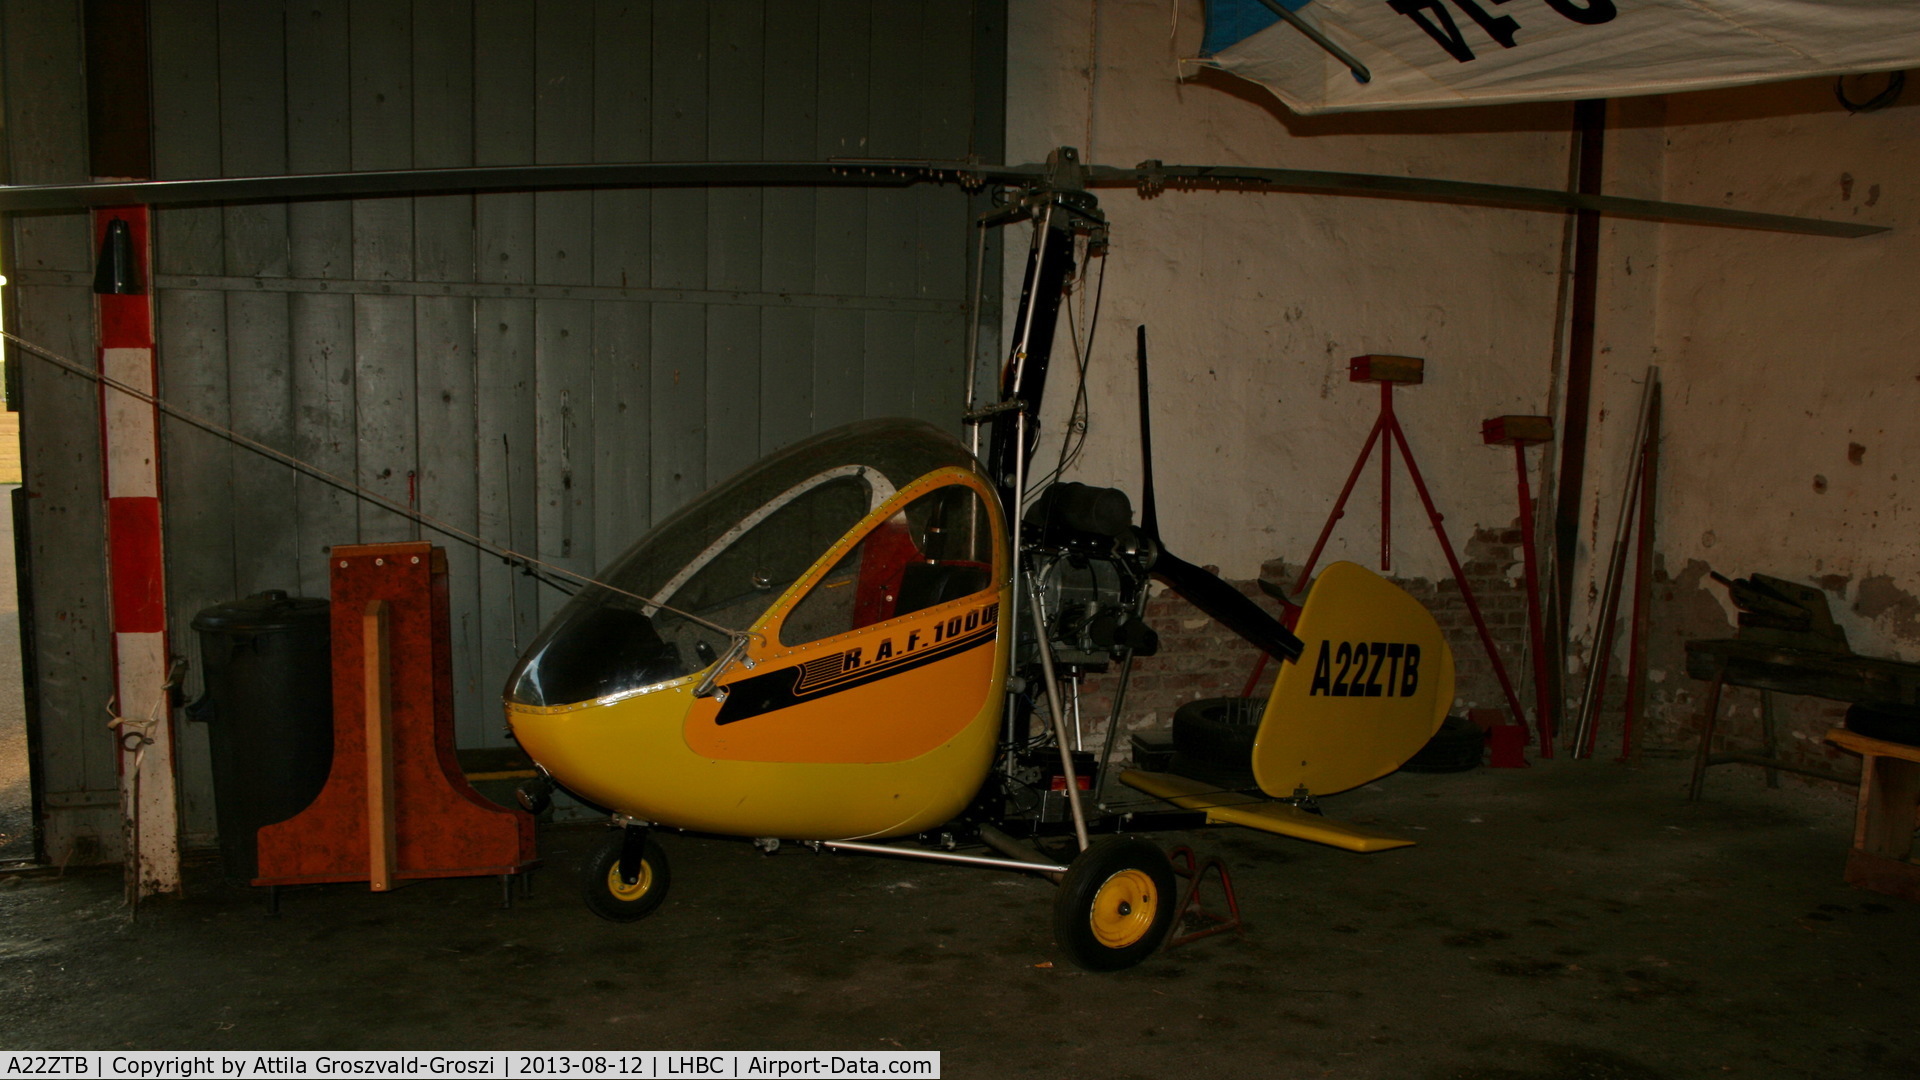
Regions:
[[0, 328, 745, 641]]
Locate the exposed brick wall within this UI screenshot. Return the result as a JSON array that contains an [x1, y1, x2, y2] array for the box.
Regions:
[[1584, 557, 1859, 785], [1067, 521, 1537, 748]]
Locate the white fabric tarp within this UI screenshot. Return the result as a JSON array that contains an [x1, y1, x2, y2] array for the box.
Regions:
[[1202, 0, 1920, 114]]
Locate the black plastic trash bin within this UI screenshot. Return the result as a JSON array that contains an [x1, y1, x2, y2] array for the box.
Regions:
[[188, 590, 333, 883]]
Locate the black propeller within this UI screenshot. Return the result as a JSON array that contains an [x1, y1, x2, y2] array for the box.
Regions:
[[1133, 325, 1305, 663]]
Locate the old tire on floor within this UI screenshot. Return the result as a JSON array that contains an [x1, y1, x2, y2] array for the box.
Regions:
[[583, 831, 671, 923], [1171, 696, 1264, 767], [1052, 836, 1176, 972], [1398, 714, 1485, 773]]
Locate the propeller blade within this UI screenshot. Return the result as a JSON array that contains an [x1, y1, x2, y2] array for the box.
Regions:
[[0, 160, 1019, 213], [0, 151, 1878, 238], [1152, 548, 1305, 662], [1134, 322, 1302, 662], [1087, 162, 1883, 239], [1135, 324, 1159, 540]]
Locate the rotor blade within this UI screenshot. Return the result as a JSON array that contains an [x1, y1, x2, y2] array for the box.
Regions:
[[1088, 163, 1884, 239], [1135, 324, 1159, 540], [1153, 548, 1305, 663], [0, 160, 1034, 213]]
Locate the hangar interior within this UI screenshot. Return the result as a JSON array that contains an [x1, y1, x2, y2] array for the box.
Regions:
[[1, 1, 1917, 1072]]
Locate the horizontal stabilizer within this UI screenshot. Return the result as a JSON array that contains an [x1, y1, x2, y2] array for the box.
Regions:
[[1120, 769, 1413, 853]]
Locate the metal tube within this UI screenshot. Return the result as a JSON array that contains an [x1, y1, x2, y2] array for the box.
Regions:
[[1515, 443, 1555, 758], [978, 825, 1067, 884], [1253, 0, 1372, 84], [1573, 368, 1658, 756], [823, 839, 1068, 876], [963, 219, 989, 460], [1025, 562, 1091, 852]]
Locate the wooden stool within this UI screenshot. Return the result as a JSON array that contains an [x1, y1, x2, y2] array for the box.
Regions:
[[1825, 727, 1920, 901]]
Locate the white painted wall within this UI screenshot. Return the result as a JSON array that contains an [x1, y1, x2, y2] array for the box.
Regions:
[[1006, 0, 1578, 587], [1008, 2, 1919, 685], [1648, 78, 1920, 662]]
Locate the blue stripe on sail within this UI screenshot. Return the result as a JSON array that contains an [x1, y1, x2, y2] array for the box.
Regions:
[[1201, 0, 1313, 57]]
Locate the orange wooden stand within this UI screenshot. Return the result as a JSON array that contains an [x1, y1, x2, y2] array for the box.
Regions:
[[1826, 727, 1920, 903], [255, 542, 536, 891]]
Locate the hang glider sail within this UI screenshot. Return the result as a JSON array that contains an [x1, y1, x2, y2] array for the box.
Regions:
[[1200, 0, 1920, 115]]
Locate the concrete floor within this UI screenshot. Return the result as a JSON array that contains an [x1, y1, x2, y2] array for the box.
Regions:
[[0, 755, 1913, 1077]]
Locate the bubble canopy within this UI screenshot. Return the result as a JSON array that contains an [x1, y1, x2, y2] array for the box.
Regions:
[[505, 418, 982, 709]]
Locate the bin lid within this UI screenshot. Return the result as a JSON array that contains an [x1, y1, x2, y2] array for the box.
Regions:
[[191, 590, 329, 634]]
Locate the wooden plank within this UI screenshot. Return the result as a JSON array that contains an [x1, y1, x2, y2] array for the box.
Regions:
[[223, 291, 298, 594], [157, 287, 235, 844], [474, 297, 540, 694], [706, 0, 763, 293], [475, 0, 535, 284], [286, 0, 353, 281], [217, 0, 290, 278], [352, 295, 418, 541], [412, 0, 475, 283], [535, 0, 593, 288], [534, 299, 594, 622], [591, 301, 650, 560], [289, 292, 360, 598], [149, 0, 224, 276], [811, 0, 868, 433], [414, 295, 485, 747], [473, 0, 540, 712], [811, 1, 868, 301], [649, 1, 708, 293], [151, 0, 234, 844], [349, 0, 414, 282], [705, 305, 761, 482], [758, 308, 814, 453], [284, 3, 358, 596], [364, 599, 397, 891], [861, 309, 916, 419], [862, 0, 922, 447], [701, 1, 765, 484], [758, 0, 817, 300], [811, 308, 862, 432], [591, 0, 651, 292], [910, 310, 966, 430], [411, 2, 483, 746], [590, 0, 651, 548], [216, 1, 299, 613], [649, 304, 706, 517]]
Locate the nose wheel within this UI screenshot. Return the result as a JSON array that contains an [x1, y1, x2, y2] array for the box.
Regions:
[[583, 826, 671, 922], [1052, 836, 1176, 971]]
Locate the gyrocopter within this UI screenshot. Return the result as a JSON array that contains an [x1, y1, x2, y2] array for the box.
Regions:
[[0, 124, 1870, 967], [504, 149, 1458, 971]]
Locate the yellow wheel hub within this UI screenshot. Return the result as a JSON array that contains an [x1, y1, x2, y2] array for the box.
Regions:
[[1088, 868, 1158, 948], [606, 859, 654, 901]]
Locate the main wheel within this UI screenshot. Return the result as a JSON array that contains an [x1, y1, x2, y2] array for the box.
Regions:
[[582, 830, 671, 923], [1052, 836, 1177, 972]]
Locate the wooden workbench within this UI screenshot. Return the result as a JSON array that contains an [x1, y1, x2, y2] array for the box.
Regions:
[[1826, 727, 1920, 902]]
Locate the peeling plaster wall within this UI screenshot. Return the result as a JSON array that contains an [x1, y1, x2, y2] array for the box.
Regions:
[[1630, 79, 1920, 772], [1006, 5, 1920, 769], [1005, 0, 1576, 585], [1652, 80, 1920, 661]]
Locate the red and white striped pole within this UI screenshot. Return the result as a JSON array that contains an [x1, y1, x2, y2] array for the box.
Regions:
[[94, 206, 178, 897]]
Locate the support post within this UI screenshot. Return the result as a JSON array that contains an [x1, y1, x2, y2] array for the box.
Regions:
[[364, 600, 396, 892], [95, 206, 177, 898]]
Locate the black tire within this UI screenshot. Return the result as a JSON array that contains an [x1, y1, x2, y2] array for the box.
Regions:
[[1399, 714, 1485, 773], [1052, 836, 1177, 972], [582, 830, 671, 923], [1845, 702, 1920, 747], [1171, 696, 1264, 767]]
